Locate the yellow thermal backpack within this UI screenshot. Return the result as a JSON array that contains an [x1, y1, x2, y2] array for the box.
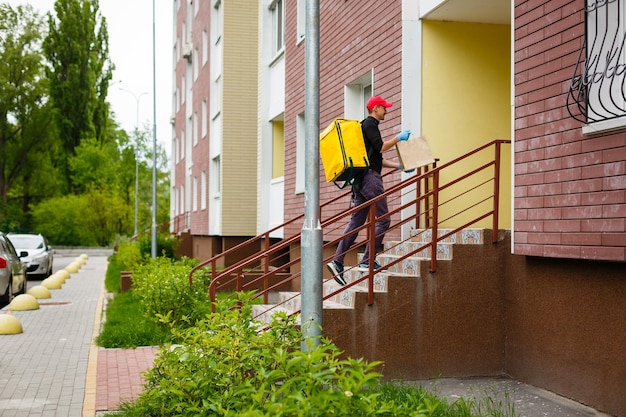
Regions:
[[319, 118, 369, 189]]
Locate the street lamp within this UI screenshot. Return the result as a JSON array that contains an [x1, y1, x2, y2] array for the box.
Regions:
[[151, 0, 157, 258], [119, 88, 148, 236]]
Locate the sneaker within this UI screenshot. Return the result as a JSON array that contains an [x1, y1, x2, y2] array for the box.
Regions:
[[326, 260, 346, 286], [359, 260, 385, 270]]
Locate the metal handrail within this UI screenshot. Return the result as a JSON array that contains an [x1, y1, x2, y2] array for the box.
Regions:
[[191, 139, 510, 316]]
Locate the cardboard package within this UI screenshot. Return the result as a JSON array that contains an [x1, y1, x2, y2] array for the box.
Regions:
[[396, 136, 435, 171]]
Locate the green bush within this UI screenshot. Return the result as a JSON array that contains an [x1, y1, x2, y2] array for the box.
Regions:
[[137, 231, 180, 259], [131, 256, 211, 327], [115, 240, 144, 272], [117, 295, 391, 416]]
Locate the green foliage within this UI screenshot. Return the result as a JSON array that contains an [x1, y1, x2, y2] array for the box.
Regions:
[[130, 257, 211, 327], [30, 187, 130, 246], [115, 240, 144, 272], [137, 232, 180, 259], [118, 297, 389, 416], [43, 0, 113, 162], [31, 194, 97, 246], [96, 290, 171, 348], [0, 3, 60, 228]]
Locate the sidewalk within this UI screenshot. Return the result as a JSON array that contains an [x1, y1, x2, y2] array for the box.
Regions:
[[0, 255, 613, 416], [0, 256, 108, 416]]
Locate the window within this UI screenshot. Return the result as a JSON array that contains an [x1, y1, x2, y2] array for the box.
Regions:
[[201, 170, 207, 210], [297, 0, 305, 42], [193, 46, 199, 80], [270, 0, 285, 55], [567, 0, 626, 130], [192, 112, 198, 146], [211, 1, 222, 118], [345, 70, 374, 120], [212, 0, 222, 43], [181, 75, 186, 104], [181, 129, 185, 159], [180, 184, 185, 214], [192, 175, 198, 211], [212, 155, 221, 195], [272, 120, 284, 179], [202, 28, 208, 66], [202, 99, 207, 138], [295, 113, 305, 194]]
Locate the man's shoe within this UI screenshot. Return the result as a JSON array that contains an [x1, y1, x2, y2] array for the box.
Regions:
[[326, 260, 346, 286], [359, 260, 385, 270]]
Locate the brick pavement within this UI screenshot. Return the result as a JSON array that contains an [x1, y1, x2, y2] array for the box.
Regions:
[[95, 346, 158, 413], [0, 256, 106, 416], [0, 255, 157, 417]]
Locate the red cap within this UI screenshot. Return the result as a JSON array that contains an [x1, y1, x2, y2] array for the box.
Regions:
[[366, 96, 393, 110]]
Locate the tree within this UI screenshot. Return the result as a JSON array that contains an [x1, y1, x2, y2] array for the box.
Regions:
[[42, 0, 113, 190], [0, 3, 57, 229]]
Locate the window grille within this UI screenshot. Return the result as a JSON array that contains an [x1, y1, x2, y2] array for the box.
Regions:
[[567, 0, 626, 124]]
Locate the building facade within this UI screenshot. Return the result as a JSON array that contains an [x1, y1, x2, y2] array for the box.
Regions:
[[171, 0, 259, 260], [170, 1, 625, 414]]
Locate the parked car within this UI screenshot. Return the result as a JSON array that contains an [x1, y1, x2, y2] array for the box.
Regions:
[[0, 232, 27, 304], [7, 233, 54, 279]]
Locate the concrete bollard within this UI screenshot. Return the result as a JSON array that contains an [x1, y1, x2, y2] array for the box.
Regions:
[[0, 314, 23, 334], [28, 285, 52, 299], [9, 294, 40, 311]]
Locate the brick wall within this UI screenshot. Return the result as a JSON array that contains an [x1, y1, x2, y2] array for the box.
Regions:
[[514, 0, 626, 261], [283, 1, 404, 239]]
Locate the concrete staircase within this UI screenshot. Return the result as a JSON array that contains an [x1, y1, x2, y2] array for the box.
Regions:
[[252, 228, 487, 325], [251, 228, 512, 381]]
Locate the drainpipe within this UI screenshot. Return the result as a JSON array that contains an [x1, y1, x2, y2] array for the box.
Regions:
[[301, 0, 322, 351]]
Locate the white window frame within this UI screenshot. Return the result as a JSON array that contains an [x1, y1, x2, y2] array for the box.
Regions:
[[201, 170, 207, 210], [270, 0, 285, 56], [345, 70, 374, 120]]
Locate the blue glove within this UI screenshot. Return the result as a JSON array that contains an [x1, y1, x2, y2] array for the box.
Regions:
[[397, 130, 411, 141], [397, 164, 415, 174]]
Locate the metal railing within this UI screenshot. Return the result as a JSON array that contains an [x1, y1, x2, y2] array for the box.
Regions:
[[189, 139, 510, 317]]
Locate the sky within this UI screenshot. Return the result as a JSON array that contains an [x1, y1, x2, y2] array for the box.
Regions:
[[6, 0, 173, 157]]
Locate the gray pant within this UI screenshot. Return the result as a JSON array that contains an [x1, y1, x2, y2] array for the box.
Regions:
[[334, 170, 390, 265]]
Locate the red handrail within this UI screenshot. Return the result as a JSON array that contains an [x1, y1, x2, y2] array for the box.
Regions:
[[191, 139, 510, 317]]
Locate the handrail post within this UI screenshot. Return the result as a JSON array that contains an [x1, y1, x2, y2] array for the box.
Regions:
[[492, 141, 502, 243], [367, 203, 376, 305], [263, 233, 270, 303], [415, 167, 422, 229], [430, 170, 439, 273]]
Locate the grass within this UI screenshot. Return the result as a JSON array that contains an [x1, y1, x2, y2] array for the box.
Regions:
[[96, 290, 171, 348]]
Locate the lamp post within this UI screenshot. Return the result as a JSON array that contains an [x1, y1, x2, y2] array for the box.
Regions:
[[151, 0, 157, 258], [119, 88, 148, 236]]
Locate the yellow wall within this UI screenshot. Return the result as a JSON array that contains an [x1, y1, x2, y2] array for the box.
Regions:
[[272, 121, 285, 179], [221, 0, 259, 235], [422, 20, 511, 229]]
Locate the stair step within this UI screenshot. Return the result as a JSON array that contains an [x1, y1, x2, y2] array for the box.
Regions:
[[383, 241, 453, 260], [252, 304, 291, 323], [375, 254, 425, 277], [409, 228, 486, 244], [252, 228, 491, 325]]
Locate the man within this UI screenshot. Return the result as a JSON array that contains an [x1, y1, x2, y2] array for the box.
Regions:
[[327, 95, 411, 285]]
